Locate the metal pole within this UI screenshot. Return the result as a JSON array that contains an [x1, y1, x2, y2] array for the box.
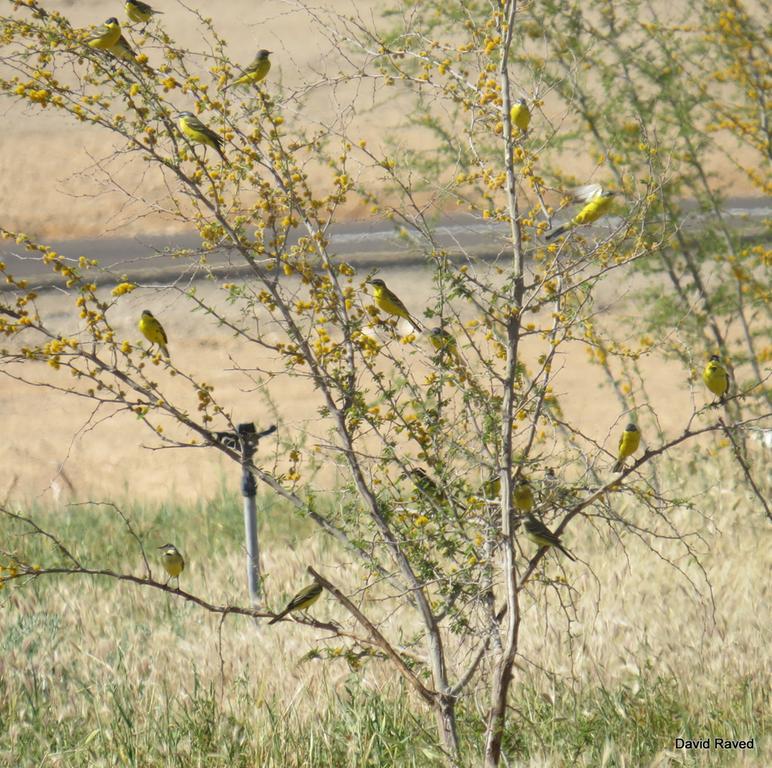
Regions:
[[241, 454, 260, 607], [214, 422, 274, 608]]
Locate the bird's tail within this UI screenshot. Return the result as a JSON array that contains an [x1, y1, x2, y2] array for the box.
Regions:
[[612, 458, 624, 472], [545, 223, 568, 241], [268, 609, 288, 626], [408, 315, 423, 333], [215, 145, 230, 166], [160, 344, 170, 358], [558, 543, 576, 562]]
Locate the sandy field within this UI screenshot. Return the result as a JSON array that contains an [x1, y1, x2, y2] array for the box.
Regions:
[[1, 261, 746, 506], [0, 0, 764, 242], [1, 264, 768, 766]]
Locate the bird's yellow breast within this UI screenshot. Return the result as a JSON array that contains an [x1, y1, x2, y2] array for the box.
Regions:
[[88, 24, 122, 50], [618, 429, 640, 457]]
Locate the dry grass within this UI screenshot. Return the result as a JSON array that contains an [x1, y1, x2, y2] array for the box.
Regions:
[[1, 450, 768, 766], [2, 266, 768, 765]]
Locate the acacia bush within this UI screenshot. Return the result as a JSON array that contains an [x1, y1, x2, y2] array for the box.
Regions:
[[1, 1, 768, 765]]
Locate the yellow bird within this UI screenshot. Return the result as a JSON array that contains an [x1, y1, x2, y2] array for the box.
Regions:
[[138, 309, 169, 358], [125, 0, 163, 24], [224, 49, 272, 91], [513, 478, 534, 512], [268, 580, 322, 625], [481, 473, 501, 502], [108, 34, 154, 73], [702, 354, 729, 403], [546, 186, 616, 241], [177, 111, 228, 164], [428, 327, 465, 368], [366, 278, 422, 333], [109, 34, 138, 63], [84, 17, 122, 51], [158, 543, 184, 585], [523, 514, 576, 561], [510, 98, 531, 133], [613, 423, 641, 472], [408, 467, 448, 507]]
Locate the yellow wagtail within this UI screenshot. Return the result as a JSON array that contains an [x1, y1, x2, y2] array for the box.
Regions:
[[138, 309, 169, 358], [224, 50, 272, 90], [613, 423, 640, 472], [268, 580, 322, 625], [366, 278, 422, 333]]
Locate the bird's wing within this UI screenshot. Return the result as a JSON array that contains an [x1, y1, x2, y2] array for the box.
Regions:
[[85, 24, 109, 42], [185, 117, 222, 143], [184, 115, 207, 132], [570, 183, 604, 203]]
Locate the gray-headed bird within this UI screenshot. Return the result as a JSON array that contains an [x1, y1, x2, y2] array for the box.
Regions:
[[408, 467, 448, 507], [702, 354, 730, 404], [268, 580, 322, 625], [612, 423, 641, 472], [224, 49, 272, 91], [125, 0, 163, 25], [546, 184, 616, 241], [177, 111, 228, 164], [84, 17, 122, 50], [523, 514, 576, 561]]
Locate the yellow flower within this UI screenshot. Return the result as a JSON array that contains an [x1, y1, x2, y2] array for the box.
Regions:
[[112, 282, 137, 297]]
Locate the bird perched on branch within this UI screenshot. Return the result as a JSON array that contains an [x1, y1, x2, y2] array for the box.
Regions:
[[158, 543, 184, 586], [224, 49, 272, 91], [125, 0, 163, 25], [523, 514, 576, 561], [407, 467, 449, 507], [613, 423, 640, 472], [177, 111, 229, 164], [108, 33, 139, 63], [138, 309, 169, 358], [513, 478, 535, 512], [268, 580, 322, 625], [84, 17, 123, 50], [107, 33, 153, 73], [510, 98, 531, 133], [702, 354, 730, 404], [545, 184, 616, 241], [366, 278, 422, 333], [428, 327, 465, 368]]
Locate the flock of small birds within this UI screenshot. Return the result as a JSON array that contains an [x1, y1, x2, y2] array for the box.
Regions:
[[145, 282, 730, 624], [75, 3, 732, 625]]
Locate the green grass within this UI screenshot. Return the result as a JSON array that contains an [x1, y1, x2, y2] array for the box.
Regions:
[[1, 643, 765, 767], [1, 493, 768, 766]]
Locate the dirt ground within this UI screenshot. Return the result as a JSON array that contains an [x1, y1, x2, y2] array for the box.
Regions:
[[0, 1, 762, 505], [1, 262, 731, 505], [0, 0, 763, 241]]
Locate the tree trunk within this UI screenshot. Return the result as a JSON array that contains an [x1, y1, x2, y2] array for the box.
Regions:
[[435, 694, 461, 767]]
